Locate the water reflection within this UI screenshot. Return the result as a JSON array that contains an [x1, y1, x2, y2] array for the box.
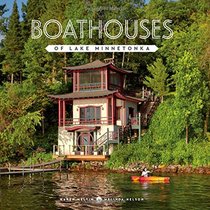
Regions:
[[53, 171, 123, 209], [0, 172, 209, 210]]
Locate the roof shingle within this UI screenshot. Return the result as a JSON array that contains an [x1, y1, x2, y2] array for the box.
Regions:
[[49, 90, 116, 100], [63, 60, 132, 74]]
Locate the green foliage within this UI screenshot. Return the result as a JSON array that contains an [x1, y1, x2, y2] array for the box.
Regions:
[[25, 152, 53, 166], [33, 124, 58, 152], [2, 1, 23, 82], [147, 99, 185, 143], [21, 0, 47, 40], [0, 81, 42, 163], [175, 52, 208, 139], [144, 58, 169, 101], [0, 4, 7, 34], [0, 0, 209, 167], [1, 111, 41, 145], [107, 139, 210, 168]]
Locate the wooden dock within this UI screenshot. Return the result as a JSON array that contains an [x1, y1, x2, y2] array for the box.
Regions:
[[0, 155, 109, 176], [0, 160, 62, 176], [0, 168, 59, 175], [53, 155, 109, 161], [65, 155, 109, 161]]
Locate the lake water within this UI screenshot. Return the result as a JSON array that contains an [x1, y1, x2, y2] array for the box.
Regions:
[[0, 171, 209, 210]]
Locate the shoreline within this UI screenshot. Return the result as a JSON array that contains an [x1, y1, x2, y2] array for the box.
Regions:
[[67, 161, 210, 175], [1, 161, 209, 175]]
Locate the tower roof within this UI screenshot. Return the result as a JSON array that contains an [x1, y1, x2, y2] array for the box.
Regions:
[[63, 60, 132, 74]]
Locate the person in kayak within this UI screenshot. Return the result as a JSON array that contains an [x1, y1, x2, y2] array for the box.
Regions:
[[141, 168, 151, 177]]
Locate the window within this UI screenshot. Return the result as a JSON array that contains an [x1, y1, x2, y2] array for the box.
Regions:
[[79, 70, 101, 90], [128, 107, 134, 117], [109, 70, 122, 91], [80, 107, 101, 124], [116, 107, 121, 120], [109, 71, 121, 87]]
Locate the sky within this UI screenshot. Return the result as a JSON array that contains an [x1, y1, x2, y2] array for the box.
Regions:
[[0, 0, 150, 41], [0, 0, 27, 41], [2, 0, 27, 17], [2, 0, 151, 18]]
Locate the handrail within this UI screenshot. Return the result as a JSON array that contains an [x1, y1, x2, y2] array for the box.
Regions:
[[53, 130, 119, 156], [64, 117, 112, 126], [70, 145, 108, 155], [93, 130, 118, 153], [94, 132, 107, 145]]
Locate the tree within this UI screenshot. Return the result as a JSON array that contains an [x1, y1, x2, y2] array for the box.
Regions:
[[175, 52, 208, 144], [144, 58, 169, 102], [0, 4, 7, 34], [2, 1, 23, 83], [0, 4, 7, 84], [0, 81, 42, 162], [21, 0, 47, 41]]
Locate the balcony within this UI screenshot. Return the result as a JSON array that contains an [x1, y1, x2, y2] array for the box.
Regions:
[[75, 82, 106, 91], [61, 117, 112, 126]]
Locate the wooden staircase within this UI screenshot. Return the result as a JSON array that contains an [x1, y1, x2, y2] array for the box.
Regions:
[[93, 130, 119, 154], [141, 96, 160, 126]]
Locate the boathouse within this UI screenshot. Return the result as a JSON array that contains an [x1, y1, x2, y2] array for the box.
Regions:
[[50, 59, 159, 158]]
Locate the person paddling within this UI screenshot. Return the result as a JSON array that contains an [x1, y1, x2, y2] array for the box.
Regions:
[[141, 168, 151, 177]]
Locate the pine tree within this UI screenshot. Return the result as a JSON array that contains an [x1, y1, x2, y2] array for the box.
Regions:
[[21, 0, 47, 41], [144, 58, 169, 102], [3, 1, 23, 83], [0, 4, 7, 35], [0, 4, 7, 84]]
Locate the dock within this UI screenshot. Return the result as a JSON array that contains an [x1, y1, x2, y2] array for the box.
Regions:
[[0, 160, 62, 176], [53, 155, 109, 162], [0, 155, 109, 176]]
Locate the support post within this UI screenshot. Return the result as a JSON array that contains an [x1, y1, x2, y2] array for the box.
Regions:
[[58, 99, 61, 126], [107, 128, 109, 155], [60, 160, 62, 172], [117, 128, 120, 145], [111, 96, 115, 125], [9, 163, 11, 181], [94, 131, 97, 146], [101, 69, 103, 89], [63, 100, 66, 127], [77, 72, 80, 91], [73, 72, 75, 92], [138, 112, 141, 142], [22, 162, 25, 176], [105, 68, 108, 89]]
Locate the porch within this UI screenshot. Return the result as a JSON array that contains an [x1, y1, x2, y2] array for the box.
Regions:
[[54, 128, 120, 157], [52, 154, 109, 162]]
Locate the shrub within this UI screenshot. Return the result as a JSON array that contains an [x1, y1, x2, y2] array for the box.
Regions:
[[24, 152, 53, 166]]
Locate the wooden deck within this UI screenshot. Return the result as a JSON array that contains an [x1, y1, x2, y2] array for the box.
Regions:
[[0, 160, 62, 176], [53, 155, 109, 161], [0, 168, 60, 176]]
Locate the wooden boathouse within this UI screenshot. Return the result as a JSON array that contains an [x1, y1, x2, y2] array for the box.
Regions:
[[49, 59, 160, 161]]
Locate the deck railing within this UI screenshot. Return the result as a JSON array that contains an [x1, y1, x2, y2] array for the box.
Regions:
[[64, 117, 112, 126], [53, 144, 109, 156], [53, 129, 119, 156], [94, 130, 118, 146], [76, 82, 106, 91]]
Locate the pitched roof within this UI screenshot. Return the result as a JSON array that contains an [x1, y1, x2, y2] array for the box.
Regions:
[[48, 90, 116, 100], [63, 60, 107, 70], [63, 60, 132, 74], [49, 90, 144, 103]]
